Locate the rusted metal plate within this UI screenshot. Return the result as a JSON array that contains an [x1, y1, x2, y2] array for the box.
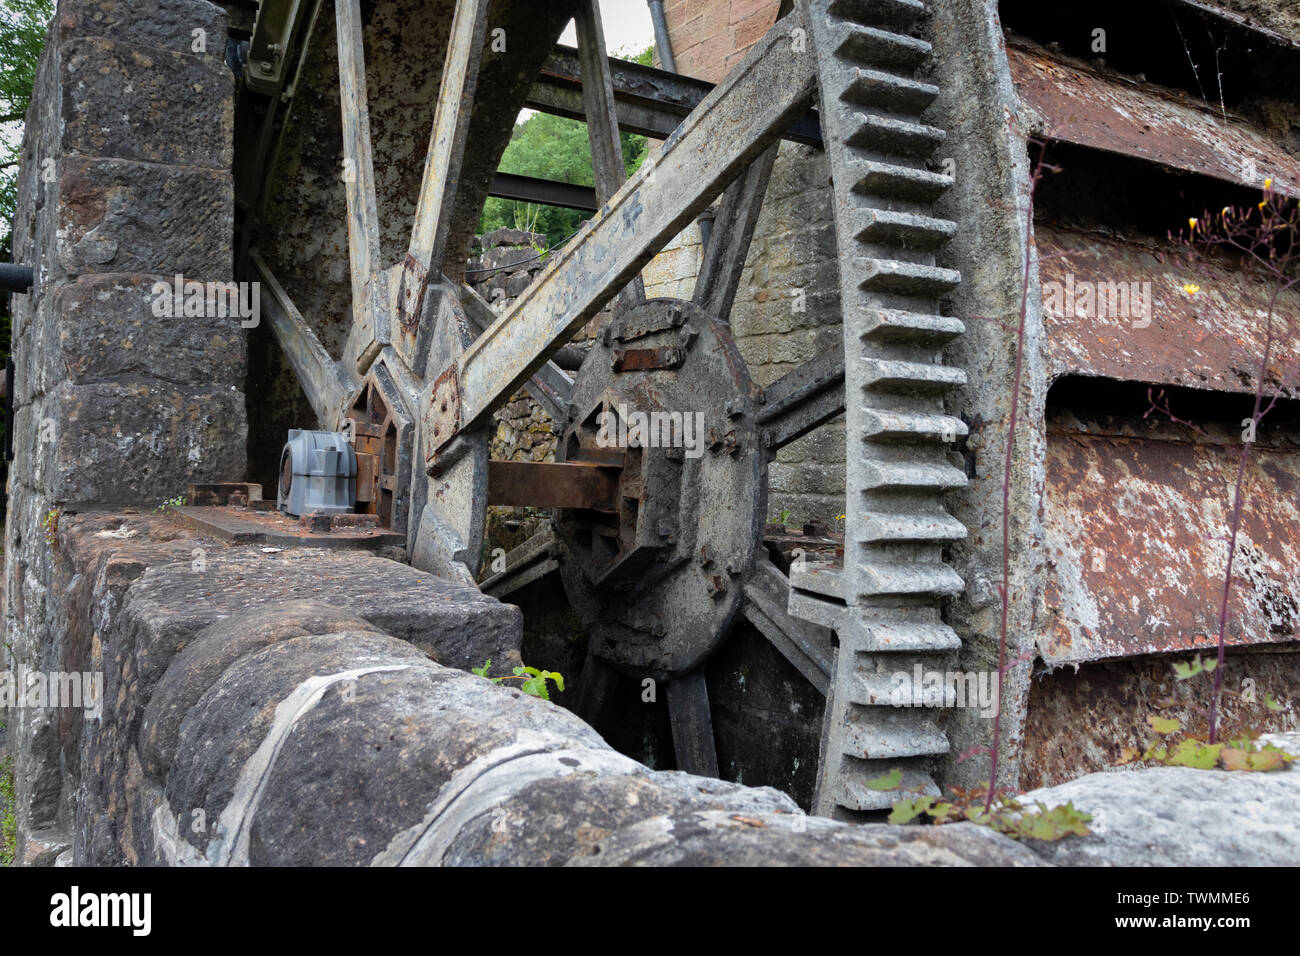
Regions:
[[1010, 43, 1300, 195], [486, 460, 622, 512], [1020, 652, 1300, 791], [1038, 227, 1300, 397], [611, 346, 685, 372], [172, 506, 404, 550], [1040, 425, 1300, 665]]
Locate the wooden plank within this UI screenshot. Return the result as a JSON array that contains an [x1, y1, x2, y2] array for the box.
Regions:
[[335, 0, 391, 372], [442, 12, 817, 447], [694, 144, 779, 320], [667, 671, 720, 777], [743, 559, 834, 695], [395, 0, 492, 335], [251, 251, 357, 425], [575, 0, 646, 309]]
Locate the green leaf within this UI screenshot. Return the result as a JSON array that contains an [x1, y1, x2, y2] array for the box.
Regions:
[[1220, 744, 1294, 772], [1264, 693, 1283, 713], [1165, 739, 1223, 769], [1172, 653, 1217, 681], [471, 659, 492, 678], [1147, 714, 1182, 735], [888, 796, 934, 825]]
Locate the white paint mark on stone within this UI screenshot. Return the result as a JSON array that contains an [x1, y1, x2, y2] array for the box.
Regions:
[[208, 665, 413, 866]]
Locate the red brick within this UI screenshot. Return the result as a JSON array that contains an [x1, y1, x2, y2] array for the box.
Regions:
[[684, 31, 736, 82], [734, 7, 778, 53], [731, 0, 781, 23]]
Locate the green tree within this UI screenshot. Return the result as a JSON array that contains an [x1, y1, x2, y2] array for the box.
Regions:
[[1, 0, 54, 225], [478, 45, 652, 250]]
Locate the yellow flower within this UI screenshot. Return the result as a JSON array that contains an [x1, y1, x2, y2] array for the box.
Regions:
[[1183, 283, 1201, 295], [1264, 178, 1274, 190], [1188, 217, 1198, 230], [836, 514, 845, 521]]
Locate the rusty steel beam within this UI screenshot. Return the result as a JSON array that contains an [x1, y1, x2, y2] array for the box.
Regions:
[[489, 171, 598, 211], [433, 12, 817, 453], [528, 45, 823, 147], [1010, 43, 1300, 195], [486, 460, 622, 512]]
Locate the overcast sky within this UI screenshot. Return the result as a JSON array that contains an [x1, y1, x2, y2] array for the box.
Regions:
[[558, 0, 656, 57]]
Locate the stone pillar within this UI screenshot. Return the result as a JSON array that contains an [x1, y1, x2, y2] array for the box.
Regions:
[[2, 0, 245, 863]]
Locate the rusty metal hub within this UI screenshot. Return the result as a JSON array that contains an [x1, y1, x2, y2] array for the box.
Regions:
[[555, 299, 766, 678]]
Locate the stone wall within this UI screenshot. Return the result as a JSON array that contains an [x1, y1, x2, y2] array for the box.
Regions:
[[1, 0, 248, 860], [467, 228, 561, 465]]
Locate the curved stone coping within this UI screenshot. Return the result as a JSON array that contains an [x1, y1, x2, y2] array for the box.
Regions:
[[133, 601, 1044, 866]]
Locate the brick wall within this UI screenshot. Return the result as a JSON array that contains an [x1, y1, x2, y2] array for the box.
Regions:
[[660, 0, 782, 81]]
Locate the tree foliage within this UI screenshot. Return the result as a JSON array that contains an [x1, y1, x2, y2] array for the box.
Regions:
[[0, 0, 53, 516], [1, 0, 54, 226], [477, 46, 652, 250]]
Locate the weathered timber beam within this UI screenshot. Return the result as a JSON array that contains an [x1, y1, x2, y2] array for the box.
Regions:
[[439, 14, 817, 447], [251, 251, 357, 426], [694, 144, 779, 320], [530, 44, 823, 147], [576, 0, 646, 309], [335, 0, 391, 372], [755, 346, 846, 451], [487, 460, 621, 511], [478, 527, 562, 597], [458, 282, 574, 423], [394, 0, 491, 334], [743, 558, 833, 694]]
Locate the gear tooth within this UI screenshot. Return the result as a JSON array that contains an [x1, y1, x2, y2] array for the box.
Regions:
[[796, 0, 969, 820]]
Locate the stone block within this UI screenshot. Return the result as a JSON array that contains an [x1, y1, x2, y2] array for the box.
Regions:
[[51, 380, 247, 505], [61, 37, 233, 169], [57, 157, 232, 278], [53, 274, 247, 389]]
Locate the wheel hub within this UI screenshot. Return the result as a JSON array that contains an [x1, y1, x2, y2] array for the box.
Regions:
[[556, 299, 766, 679]]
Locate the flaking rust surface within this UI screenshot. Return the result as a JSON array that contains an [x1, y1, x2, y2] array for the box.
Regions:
[[1010, 43, 1300, 196], [1041, 428, 1300, 664], [1038, 227, 1300, 398]]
